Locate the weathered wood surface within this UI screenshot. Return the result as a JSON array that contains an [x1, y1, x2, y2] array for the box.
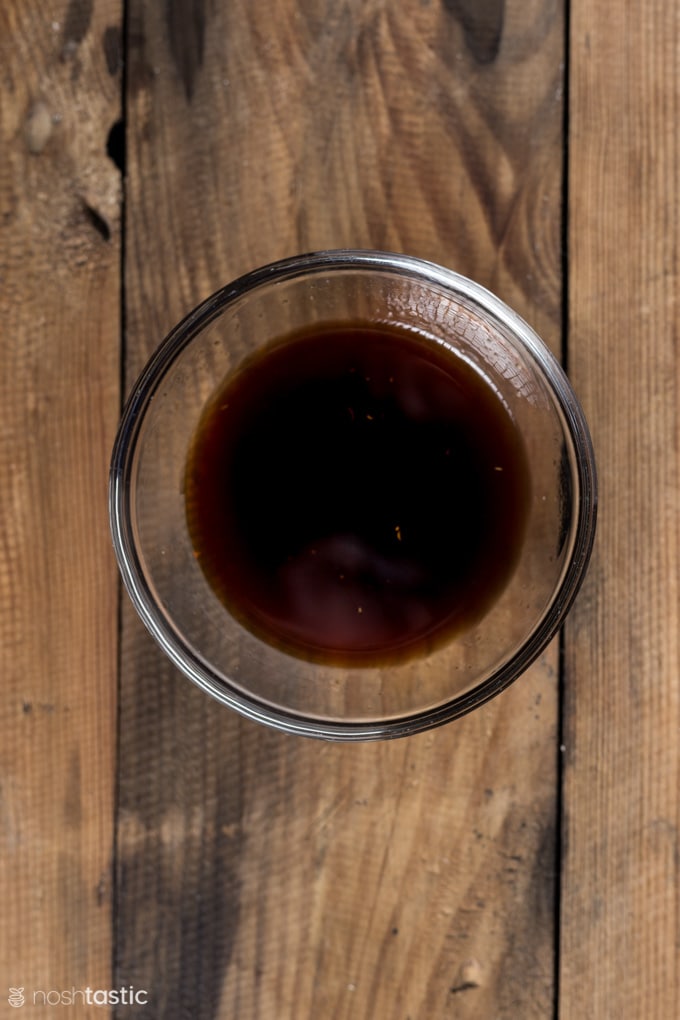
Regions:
[[117, 2, 562, 1018], [1, 0, 677, 1017], [560, 0, 680, 1017], [0, 0, 122, 1008]]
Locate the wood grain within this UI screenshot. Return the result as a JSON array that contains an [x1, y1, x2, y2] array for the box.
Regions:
[[561, 0, 680, 1017], [118, 1, 564, 1017], [0, 0, 121, 1006], [1, 1, 676, 1015]]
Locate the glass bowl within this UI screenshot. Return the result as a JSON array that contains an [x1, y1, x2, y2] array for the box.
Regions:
[[109, 250, 597, 740]]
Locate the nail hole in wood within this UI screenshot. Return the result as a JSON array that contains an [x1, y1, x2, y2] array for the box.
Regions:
[[83, 201, 111, 241]]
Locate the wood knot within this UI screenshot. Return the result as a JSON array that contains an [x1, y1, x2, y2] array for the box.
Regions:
[[451, 957, 483, 993], [24, 101, 54, 154], [443, 0, 505, 64]]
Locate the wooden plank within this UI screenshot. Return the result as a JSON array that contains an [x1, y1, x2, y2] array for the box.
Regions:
[[118, 1, 564, 1016], [0, 0, 121, 1005], [561, 0, 680, 1016]]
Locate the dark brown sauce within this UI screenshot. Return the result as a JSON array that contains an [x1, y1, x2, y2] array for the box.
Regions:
[[185, 321, 531, 665]]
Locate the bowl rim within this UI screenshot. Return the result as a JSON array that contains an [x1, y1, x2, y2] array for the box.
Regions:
[[109, 249, 598, 741]]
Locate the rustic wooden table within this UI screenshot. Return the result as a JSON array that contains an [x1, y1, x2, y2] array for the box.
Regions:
[[1, 1, 678, 1017]]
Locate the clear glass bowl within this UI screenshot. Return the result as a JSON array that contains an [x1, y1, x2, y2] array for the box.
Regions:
[[109, 251, 597, 740]]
